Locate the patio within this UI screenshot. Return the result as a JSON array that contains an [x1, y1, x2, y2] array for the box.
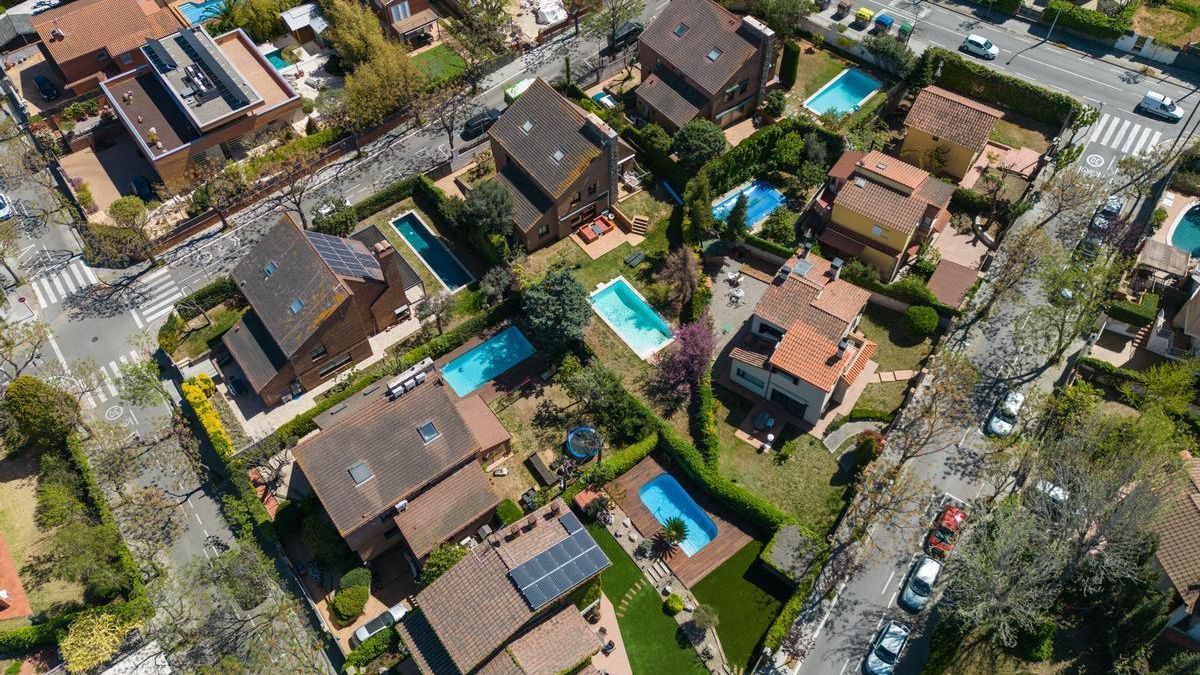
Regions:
[[3, 47, 63, 116], [959, 141, 1041, 190], [59, 137, 157, 218], [708, 257, 769, 354], [570, 219, 642, 259], [723, 118, 758, 148]]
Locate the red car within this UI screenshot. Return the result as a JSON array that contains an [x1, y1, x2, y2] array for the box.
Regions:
[[925, 505, 968, 559]]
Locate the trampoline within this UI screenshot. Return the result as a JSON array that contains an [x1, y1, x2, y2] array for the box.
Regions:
[[566, 426, 603, 460]]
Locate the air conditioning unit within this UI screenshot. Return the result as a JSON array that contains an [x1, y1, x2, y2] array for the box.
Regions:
[[394, 500, 409, 513]]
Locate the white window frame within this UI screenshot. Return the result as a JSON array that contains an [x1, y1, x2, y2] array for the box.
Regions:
[[391, 0, 411, 21]]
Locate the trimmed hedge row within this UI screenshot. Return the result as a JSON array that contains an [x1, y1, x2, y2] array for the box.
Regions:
[[780, 41, 800, 90], [921, 47, 1081, 127], [343, 629, 402, 672], [175, 276, 239, 320], [1041, 0, 1136, 40], [694, 373, 719, 463], [746, 233, 795, 260], [562, 434, 659, 504], [842, 267, 961, 317], [1108, 292, 1159, 328], [181, 380, 234, 460], [763, 546, 828, 650]]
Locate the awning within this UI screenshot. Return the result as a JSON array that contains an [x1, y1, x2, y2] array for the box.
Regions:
[[819, 227, 866, 257]]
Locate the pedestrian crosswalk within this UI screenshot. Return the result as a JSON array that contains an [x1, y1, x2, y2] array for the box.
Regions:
[[131, 267, 183, 329], [28, 259, 98, 308], [1088, 113, 1162, 157], [81, 349, 143, 409]]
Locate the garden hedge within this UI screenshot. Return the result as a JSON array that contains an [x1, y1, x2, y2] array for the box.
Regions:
[[625, 125, 689, 190], [561, 434, 659, 504], [763, 546, 828, 650], [694, 374, 719, 463], [921, 47, 1081, 127], [181, 380, 234, 461], [343, 628, 402, 672], [1108, 292, 1159, 327], [992, 0, 1020, 13], [746, 233, 795, 260], [780, 41, 800, 90], [174, 276, 239, 320], [1041, 0, 1136, 40], [698, 117, 844, 196], [841, 264, 960, 318]]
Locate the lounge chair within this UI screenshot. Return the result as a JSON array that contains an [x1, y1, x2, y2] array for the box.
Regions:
[[595, 216, 616, 234], [578, 226, 599, 243], [624, 250, 646, 267]]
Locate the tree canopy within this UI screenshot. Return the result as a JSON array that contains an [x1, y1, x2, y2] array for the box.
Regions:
[[462, 179, 515, 240], [672, 119, 726, 173], [1, 375, 81, 452], [523, 267, 590, 353]]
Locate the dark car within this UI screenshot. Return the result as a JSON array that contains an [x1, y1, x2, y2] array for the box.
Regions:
[[130, 176, 155, 203], [32, 74, 60, 102], [462, 108, 502, 140], [610, 21, 644, 50]]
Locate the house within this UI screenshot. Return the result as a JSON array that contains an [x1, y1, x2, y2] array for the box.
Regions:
[[488, 78, 632, 251], [1106, 242, 1195, 361], [728, 248, 876, 423], [291, 361, 511, 562], [221, 219, 424, 407], [280, 3, 329, 45], [398, 499, 609, 674], [814, 150, 955, 282], [1151, 450, 1200, 651], [99, 26, 303, 184], [900, 86, 1002, 181], [370, 0, 439, 43], [31, 0, 184, 95], [635, 0, 775, 132]]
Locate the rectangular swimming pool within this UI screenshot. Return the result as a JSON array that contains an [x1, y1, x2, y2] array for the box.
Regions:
[[176, 0, 222, 24], [391, 212, 474, 292], [264, 49, 290, 71], [589, 277, 673, 359], [639, 474, 717, 557], [441, 325, 535, 396], [804, 68, 882, 116], [712, 180, 787, 228]]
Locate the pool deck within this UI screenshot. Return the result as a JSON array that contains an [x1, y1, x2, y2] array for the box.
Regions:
[[1153, 189, 1200, 250], [433, 321, 549, 404], [609, 455, 753, 587]]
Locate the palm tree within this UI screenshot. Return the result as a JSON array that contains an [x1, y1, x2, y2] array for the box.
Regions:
[[206, 0, 243, 32], [661, 516, 689, 547]]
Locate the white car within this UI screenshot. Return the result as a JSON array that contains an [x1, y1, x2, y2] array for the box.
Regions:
[[0, 193, 13, 221], [899, 556, 942, 613], [316, 197, 351, 217], [1138, 91, 1184, 122], [987, 391, 1025, 436], [350, 601, 408, 647], [864, 620, 910, 675], [960, 34, 999, 60], [1034, 479, 1070, 505]]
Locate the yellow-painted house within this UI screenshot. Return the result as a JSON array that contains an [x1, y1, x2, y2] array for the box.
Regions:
[[900, 86, 1002, 181], [814, 150, 954, 282]]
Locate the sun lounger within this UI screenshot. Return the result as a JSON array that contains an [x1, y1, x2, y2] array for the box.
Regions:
[[624, 250, 646, 267], [579, 226, 599, 243]]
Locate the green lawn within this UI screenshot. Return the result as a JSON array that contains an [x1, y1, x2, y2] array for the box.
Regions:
[[587, 522, 706, 674], [857, 305, 933, 372], [856, 380, 908, 416], [691, 540, 791, 671], [790, 41, 848, 99], [989, 116, 1054, 154], [174, 304, 244, 360], [712, 386, 848, 535], [412, 44, 466, 85]]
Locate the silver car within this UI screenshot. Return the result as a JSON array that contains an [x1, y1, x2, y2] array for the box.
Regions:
[[350, 601, 408, 647], [864, 620, 910, 674], [960, 34, 999, 60], [987, 391, 1025, 436], [899, 556, 942, 613]]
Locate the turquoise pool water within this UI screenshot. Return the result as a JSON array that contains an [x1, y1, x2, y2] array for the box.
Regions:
[[804, 68, 882, 116], [589, 277, 673, 358], [712, 180, 787, 228], [177, 0, 222, 24], [391, 212, 474, 291], [1171, 206, 1200, 255], [264, 49, 289, 71], [442, 326, 535, 396], [639, 474, 717, 557]]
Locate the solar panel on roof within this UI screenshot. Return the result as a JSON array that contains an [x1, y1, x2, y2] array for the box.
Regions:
[[305, 231, 381, 280], [145, 41, 177, 73], [507, 526, 611, 610], [559, 511, 583, 534]]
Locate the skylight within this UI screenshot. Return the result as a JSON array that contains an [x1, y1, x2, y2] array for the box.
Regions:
[[552, 148, 565, 163], [289, 298, 305, 314], [348, 461, 373, 486], [674, 23, 688, 36], [264, 260, 278, 278], [708, 48, 722, 61], [522, 120, 534, 133], [418, 420, 440, 444]]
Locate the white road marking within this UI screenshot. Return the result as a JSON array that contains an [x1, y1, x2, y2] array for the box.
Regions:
[[888, 591, 898, 608], [881, 570, 896, 594], [1090, 113, 1109, 143], [29, 281, 45, 308], [1101, 118, 1124, 146], [1147, 130, 1163, 152], [1131, 127, 1152, 155]]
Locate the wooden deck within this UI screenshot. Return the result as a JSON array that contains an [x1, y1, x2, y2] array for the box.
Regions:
[[609, 455, 753, 587]]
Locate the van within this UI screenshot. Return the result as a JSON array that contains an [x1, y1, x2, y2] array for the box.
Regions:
[[610, 21, 644, 50], [1137, 91, 1184, 122]]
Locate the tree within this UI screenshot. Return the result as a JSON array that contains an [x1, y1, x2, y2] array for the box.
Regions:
[[672, 119, 726, 174], [52, 522, 130, 601], [684, 173, 715, 240], [754, 0, 811, 39], [759, 209, 795, 246], [87, 418, 143, 497], [117, 358, 176, 410], [863, 34, 916, 77], [479, 266, 515, 306], [0, 219, 20, 285], [523, 267, 590, 353], [972, 226, 1053, 320], [561, 362, 650, 442], [661, 516, 689, 546], [584, 0, 643, 45], [841, 459, 931, 547], [343, 42, 424, 131], [117, 486, 185, 556], [420, 543, 467, 588], [901, 305, 939, 338], [0, 319, 49, 382], [1021, 251, 1120, 364], [886, 353, 978, 464], [656, 247, 698, 313], [1116, 144, 1176, 203], [424, 81, 473, 152], [1, 375, 80, 452], [1153, 653, 1200, 675], [722, 193, 748, 242], [769, 132, 805, 173], [463, 179, 514, 240], [1033, 168, 1106, 231], [207, 0, 244, 33], [1122, 358, 1197, 416], [443, 9, 507, 94], [323, 0, 388, 66], [311, 198, 358, 236], [416, 292, 454, 335], [265, 146, 323, 229], [107, 196, 156, 264], [650, 317, 714, 402], [692, 603, 719, 631], [60, 612, 142, 674]]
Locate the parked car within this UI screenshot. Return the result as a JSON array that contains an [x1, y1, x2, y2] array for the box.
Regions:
[[592, 91, 618, 110], [899, 555, 942, 613], [130, 176, 156, 203], [1074, 232, 1103, 262], [0, 193, 12, 221], [1137, 91, 1184, 122], [925, 504, 968, 559], [864, 620, 911, 675], [350, 601, 408, 647], [32, 74, 60, 101], [610, 20, 644, 50], [986, 390, 1025, 436], [316, 197, 351, 217], [463, 108, 502, 140], [960, 34, 998, 60], [1089, 194, 1125, 231]]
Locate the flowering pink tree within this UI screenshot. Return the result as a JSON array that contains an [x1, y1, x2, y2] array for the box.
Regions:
[[651, 316, 715, 403]]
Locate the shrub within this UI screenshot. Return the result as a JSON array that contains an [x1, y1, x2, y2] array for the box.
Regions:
[[951, 187, 989, 214], [569, 578, 603, 610], [76, 183, 95, 212], [1108, 292, 1159, 327], [780, 41, 800, 89], [1151, 207, 1167, 232], [81, 223, 146, 268], [420, 543, 467, 588], [640, 123, 672, 155], [1041, 0, 1134, 40], [157, 312, 186, 354], [330, 585, 369, 626], [181, 381, 234, 460], [625, 124, 687, 189], [301, 507, 356, 572], [496, 499, 524, 526], [665, 593, 685, 614], [902, 305, 940, 338], [776, 439, 795, 463], [340, 567, 371, 589], [762, 90, 787, 117], [850, 432, 883, 472], [343, 629, 400, 671], [921, 47, 1080, 127]]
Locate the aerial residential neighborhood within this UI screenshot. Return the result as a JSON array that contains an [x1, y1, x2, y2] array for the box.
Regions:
[[1, 0, 1200, 671]]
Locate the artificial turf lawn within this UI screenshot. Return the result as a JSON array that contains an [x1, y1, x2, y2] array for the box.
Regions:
[[691, 539, 792, 670]]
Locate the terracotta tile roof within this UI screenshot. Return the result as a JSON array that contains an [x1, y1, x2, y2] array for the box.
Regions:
[[856, 151, 929, 191], [391, 6, 438, 34], [828, 150, 866, 180], [905, 86, 1002, 153], [768, 323, 857, 392], [730, 334, 773, 368], [913, 175, 956, 209], [34, 0, 182, 65], [1154, 452, 1200, 613], [637, 0, 766, 95], [395, 462, 500, 559], [834, 178, 929, 236], [927, 259, 979, 308], [505, 605, 600, 674], [812, 279, 872, 324], [840, 338, 876, 386], [832, 152, 951, 237]]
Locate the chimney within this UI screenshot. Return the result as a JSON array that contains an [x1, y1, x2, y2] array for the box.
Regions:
[[830, 257, 844, 281], [740, 15, 775, 115], [798, 244, 809, 259], [525, 515, 538, 530], [50, 27, 64, 40], [837, 338, 850, 358], [584, 113, 619, 210]]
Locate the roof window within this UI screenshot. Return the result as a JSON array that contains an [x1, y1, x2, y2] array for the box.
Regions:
[[418, 420, 440, 444], [522, 120, 534, 133], [348, 461, 373, 486], [674, 23, 688, 36], [264, 260, 278, 278], [289, 298, 305, 314], [708, 48, 722, 61], [552, 148, 565, 163]]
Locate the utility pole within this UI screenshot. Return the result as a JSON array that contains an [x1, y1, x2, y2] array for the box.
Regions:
[[1044, 4, 1064, 42]]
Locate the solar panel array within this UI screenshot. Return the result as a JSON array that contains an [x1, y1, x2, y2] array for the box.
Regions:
[[306, 231, 381, 280], [508, 526, 609, 610], [145, 41, 177, 74]]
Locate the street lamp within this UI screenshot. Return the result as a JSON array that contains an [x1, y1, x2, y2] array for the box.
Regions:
[[1044, 4, 1065, 42]]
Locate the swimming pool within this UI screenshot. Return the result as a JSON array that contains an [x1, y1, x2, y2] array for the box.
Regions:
[[589, 277, 674, 359], [638, 474, 717, 557], [1170, 205, 1200, 256], [391, 212, 474, 292], [264, 49, 289, 71], [176, 0, 222, 24], [712, 180, 787, 228], [441, 325, 535, 396], [803, 68, 882, 116]]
